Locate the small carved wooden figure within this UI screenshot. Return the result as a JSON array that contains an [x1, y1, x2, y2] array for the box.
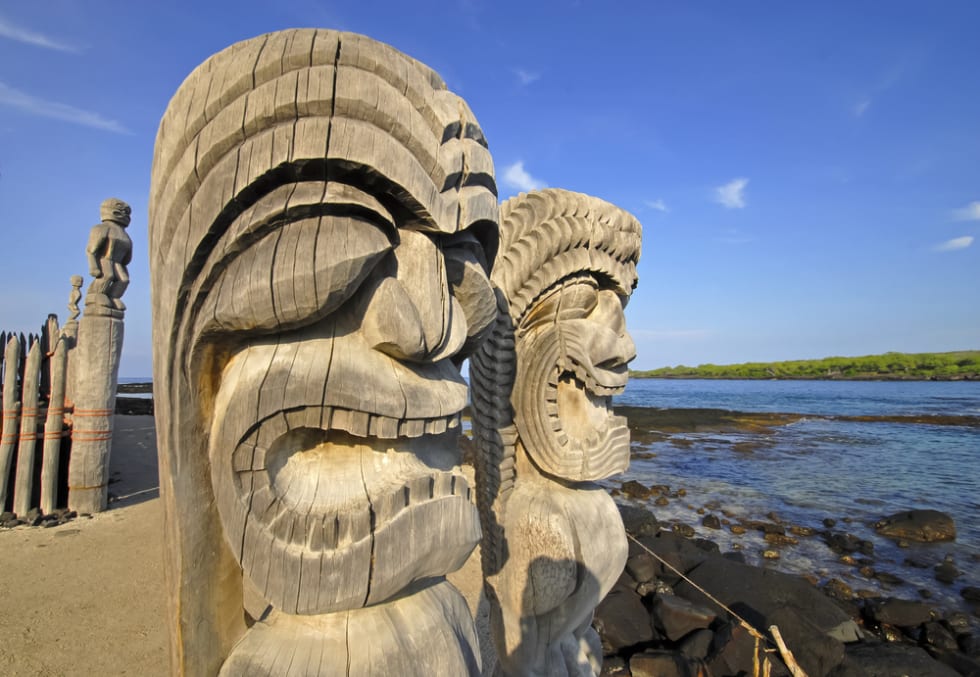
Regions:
[[85, 198, 132, 312], [472, 189, 641, 676]]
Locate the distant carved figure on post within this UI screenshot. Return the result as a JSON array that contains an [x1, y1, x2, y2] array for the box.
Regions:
[[471, 189, 641, 676], [149, 29, 499, 676], [85, 198, 132, 314]]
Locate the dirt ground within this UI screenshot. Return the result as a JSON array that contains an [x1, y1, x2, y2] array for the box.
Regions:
[[0, 415, 491, 676]]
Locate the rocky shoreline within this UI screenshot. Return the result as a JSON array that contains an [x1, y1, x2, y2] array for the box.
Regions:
[[594, 498, 980, 676]]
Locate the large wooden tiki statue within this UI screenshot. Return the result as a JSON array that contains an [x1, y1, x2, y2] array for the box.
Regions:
[[148, 29, 498, 676], [471, 189, 641, 676]]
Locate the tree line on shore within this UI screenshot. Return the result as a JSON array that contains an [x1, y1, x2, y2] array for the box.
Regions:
[[632, 350, 980, 380]]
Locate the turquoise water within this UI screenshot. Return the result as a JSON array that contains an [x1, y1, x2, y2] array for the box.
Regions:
[[615, 378, 980, 612]]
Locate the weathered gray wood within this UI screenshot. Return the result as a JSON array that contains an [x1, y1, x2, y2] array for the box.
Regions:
[[471, 189, 642, 676], [41, 336, 68, 514], [13, 340, 42, 516], [150, 28, 499, 676], [0, 336, 22, 509], [67, 311, 124, 513], [67, 199, 130, 514]]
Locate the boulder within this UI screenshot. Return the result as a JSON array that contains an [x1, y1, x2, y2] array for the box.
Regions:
[[863, 597, 934, 628], [629, 651, 702, 677], [828, 642, 960, 676], [625, 552, 658, 585], [707, 620, 789, 677], [632, 531, 714, 586], [874, 509, 956, 543], [767, 605, 845, 677], [621, 480, 654, 500], [593, 586, 655, 654], [618, 503, 660, 537], [599, 656, 629, 676], [679, 628, 714, 660], [650, 593, 717, 642], [674, 557, 861, 643], [701, 514, 721, 530]]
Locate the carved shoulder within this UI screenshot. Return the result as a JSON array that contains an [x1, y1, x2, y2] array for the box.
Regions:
[[505, 490, 578, 616]]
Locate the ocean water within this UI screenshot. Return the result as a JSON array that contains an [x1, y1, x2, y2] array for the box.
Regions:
[[613, 378, 980, 613]]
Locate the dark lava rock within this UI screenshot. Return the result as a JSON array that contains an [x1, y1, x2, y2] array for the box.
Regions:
[[625, 552, 658, 585], [922, 621, 959, 651], [629, 651, 703, 677], [789, 525, 816, 537], [671, 523, 695, 538], [594, 586, 655, 654], [632, 531, 715, 587], [621, 480, 654, 500], [618, 503, 660, 537], [651, 593, 717, 642], [679, 628, 714, 660], [707, 621, 785, 677], [768, 605, 846, 677], [765, 532, 799, 547], [864, 597, 934, 627], [701, 514, 721, 530], [674, 557, 861, 643], [961, 586, 980, 603], [599, 656, 629, 676], [823, 578, 855, 602], [115, 396, 154, 415], [873, 571, 904, 586], [934, 556, 961, 584], [823, 531, 872, 555], [823, 518, 837, 528], [829, 642, 960, 676], [931, 649, 980, 676], [874, 509, 956, 543]]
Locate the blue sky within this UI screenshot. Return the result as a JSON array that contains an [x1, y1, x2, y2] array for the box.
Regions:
[[1, 1, 978, 375]]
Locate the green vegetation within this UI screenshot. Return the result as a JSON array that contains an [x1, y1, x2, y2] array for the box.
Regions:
[[631, 351, 980, 381]]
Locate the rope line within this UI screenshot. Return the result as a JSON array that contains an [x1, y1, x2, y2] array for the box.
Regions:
[[626, 532, 809, 677]]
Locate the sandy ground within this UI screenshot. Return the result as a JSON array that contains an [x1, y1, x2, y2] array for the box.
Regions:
[[0, 415, 491, 676]]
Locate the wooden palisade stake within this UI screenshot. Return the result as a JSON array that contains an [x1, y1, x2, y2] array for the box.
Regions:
[[13, 340, 41, 516]]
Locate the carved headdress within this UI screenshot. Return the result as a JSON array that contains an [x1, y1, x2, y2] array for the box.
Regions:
[[470, 188, 640, 578]]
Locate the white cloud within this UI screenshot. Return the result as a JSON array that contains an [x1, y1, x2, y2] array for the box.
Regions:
[[934, 236, 974, 252], [0, 15, 79, 52], [951, 201, 980, 222], [853, 97, 871, 117], [0, 81, 130, 134], [502, 161, 545, 193], [644, 199, 669, 213], [714, 177, 749, 209], [514, 68, 540, 86]]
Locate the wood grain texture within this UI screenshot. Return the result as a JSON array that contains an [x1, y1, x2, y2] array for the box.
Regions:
[[150, 28, 498, 676], [0, 336, 22, 509], [471, 189, 641, 676], [40, 337, 68, 514], [13, 341, 41, 516]]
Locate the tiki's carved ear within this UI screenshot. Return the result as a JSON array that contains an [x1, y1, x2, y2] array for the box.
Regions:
[[150, 28, 496, 677]]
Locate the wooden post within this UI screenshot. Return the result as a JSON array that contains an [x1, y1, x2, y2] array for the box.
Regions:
[[41, 337, 68, 514], [40, 314, 59, 403], [67, 308, 124, 513], [0, 336, 22, 510], [13, 341, 41, 516]]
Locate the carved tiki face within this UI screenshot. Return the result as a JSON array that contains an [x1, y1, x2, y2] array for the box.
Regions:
[[149, 29, 498, 669], [100, 198, 131, 227], [495, 190, 641, 482]]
